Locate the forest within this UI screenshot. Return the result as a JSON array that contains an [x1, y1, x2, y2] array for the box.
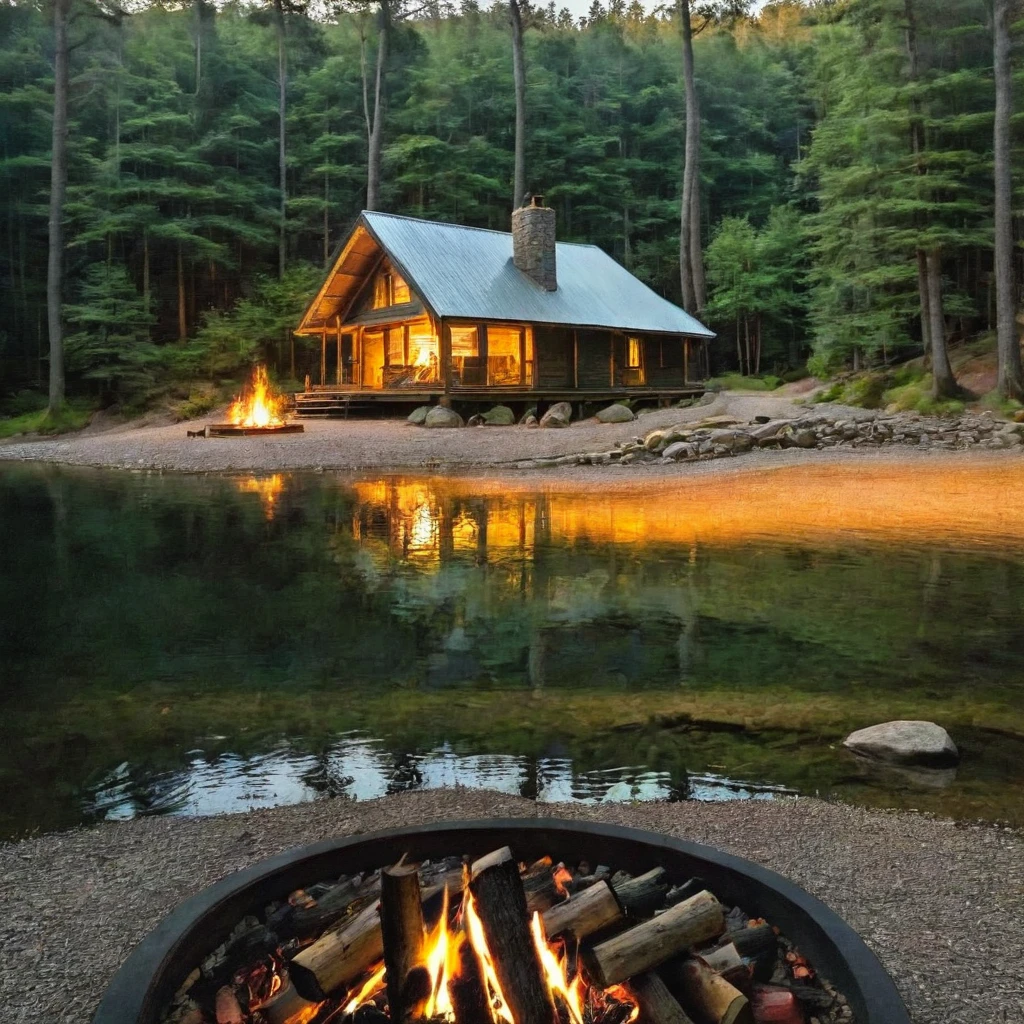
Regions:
[[0, 0, 1021, 417]]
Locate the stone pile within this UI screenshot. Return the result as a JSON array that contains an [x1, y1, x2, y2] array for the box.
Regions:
[[520, 410, 1024, 469]]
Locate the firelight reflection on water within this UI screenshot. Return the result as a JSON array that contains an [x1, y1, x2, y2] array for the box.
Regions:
[[2, 459, 1024, 837]]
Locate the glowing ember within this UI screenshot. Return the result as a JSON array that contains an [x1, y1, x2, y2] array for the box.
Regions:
[[227, 365, 287, 428]]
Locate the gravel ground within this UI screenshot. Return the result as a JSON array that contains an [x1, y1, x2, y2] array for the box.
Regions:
[[0, 393, 884, 474], [1, 791, 1020, 1024]]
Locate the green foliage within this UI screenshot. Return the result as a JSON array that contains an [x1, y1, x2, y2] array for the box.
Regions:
[[883, 375, 965, 415], [0, 399, 95, 438], [706, 373, 781, 391], [184, 264, 323, 377], [64, 265, 160, 407]]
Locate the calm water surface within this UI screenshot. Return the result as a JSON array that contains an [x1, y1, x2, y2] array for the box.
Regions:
[[2, 461, 1023, 837]]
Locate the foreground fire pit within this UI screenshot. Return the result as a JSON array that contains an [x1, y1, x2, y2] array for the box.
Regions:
[[91, 820, 907, 1024]]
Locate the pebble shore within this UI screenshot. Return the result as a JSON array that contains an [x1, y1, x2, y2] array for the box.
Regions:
[[1, 791, 1021, 1024]]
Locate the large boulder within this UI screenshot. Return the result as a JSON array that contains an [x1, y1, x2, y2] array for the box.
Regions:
[[540, 401, 573, 428], [595, 403, 635, 424], [782, 427, 817, 449], [749, 419, 791, 445], [483, 405, 516, 426], [407, 405, 431, 425], [424, 406, 464, 428], [843, 720, 959, 768]]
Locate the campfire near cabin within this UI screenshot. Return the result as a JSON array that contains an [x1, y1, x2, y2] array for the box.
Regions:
[[164, 845, 844, 1024], [208, 367, 304, 437]]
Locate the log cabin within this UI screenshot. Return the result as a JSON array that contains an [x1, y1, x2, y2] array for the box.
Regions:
[[294, 198, 714, 416]]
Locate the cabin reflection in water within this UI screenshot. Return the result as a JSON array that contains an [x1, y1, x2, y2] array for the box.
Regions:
[[340, 480, 699, 691]]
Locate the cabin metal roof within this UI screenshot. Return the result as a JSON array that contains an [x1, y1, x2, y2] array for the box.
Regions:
[[298, 211, 714, 338]]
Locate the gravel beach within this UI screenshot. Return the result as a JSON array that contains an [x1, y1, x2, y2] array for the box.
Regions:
[[1, 791, 1020, 1024], [0, 393, 872, 474]]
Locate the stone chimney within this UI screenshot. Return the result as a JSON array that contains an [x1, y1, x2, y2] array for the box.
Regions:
[[512, 195, 557, 291]]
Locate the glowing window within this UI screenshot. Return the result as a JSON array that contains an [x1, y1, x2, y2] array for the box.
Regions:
[[392, 274, 411, 304], [387, 327, 405, 365], [373, 273, 390, 309], [488, 327, 522, 385], [627, 336, 643, 368]]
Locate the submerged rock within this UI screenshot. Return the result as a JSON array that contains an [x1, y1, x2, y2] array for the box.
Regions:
[[595, 403, 635, 424], [843, 720, 959, 767], [424, 406, 464, 428], [540, 401, 573, 428], [407, 406, 431, 425]]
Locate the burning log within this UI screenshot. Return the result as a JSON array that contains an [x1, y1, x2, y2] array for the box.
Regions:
[[290, 901, 384, 1001], [582, 890, 725, 988], [469, 846, 557, 1024], [668, 959, 753, 1024], [380, 863, 428, 1023], [448, 936, 491, 1023], [540, 879, 622, 940], [269, 875, 366, 939], [628, 972, 696, 1024], [523, 857, 561, 914]]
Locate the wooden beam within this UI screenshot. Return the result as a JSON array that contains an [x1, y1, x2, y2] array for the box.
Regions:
[[336, 316, 342, 385], [684, 339, 689, 383], [573, 330, 579, 388], [320, 328, 326, 386]]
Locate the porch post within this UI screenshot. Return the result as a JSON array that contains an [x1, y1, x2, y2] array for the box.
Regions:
[[684, 338, 689, 383], [320, 328, 326, 386], [441, 319, 451, 399], [336, 316, 342, 385]]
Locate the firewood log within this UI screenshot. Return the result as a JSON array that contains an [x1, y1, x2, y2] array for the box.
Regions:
[[612, 866, 669, 917], [628, 972, 696, 1024], [698, 942, 750, 990], [380, 863, 428, 1023], [268, 876, 365, 938], [523, 860, 560, 914], [583, 890, 725, 988], [541, 880, 622, 940], [469, 846, 557, 1024], [288, 869, 466, 1002], [668, 959, 753, 1024], [289, 901, 384, 1001], [449, 936, 492, 1024]]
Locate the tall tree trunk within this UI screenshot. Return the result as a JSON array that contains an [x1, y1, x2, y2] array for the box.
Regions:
[[509, 0, 526, 211], [916, 250, 932, 353], [193, 0, 203, 96], [926, 249, 959, 398], [689, 176, 706, 313], [994, 0, 1023, 398], [275, 0, 287, 278], [363, 2, 389, 211], [177, 245, 187, 342], [679, 0, 702, 313], [904, 0, 934, 357], [142, 228, 150, 317], [47, 0, 71, 415], [324, 166, 330, 265]]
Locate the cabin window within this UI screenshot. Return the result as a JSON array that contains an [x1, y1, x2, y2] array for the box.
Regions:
[[488, 327, 522, 386], [408, 323, 439, 382], [371, 269, 411, 309], [392, 275, 411, 304], [524, 328, 535, 386], [627, 336, 642, 368], [451, 326, 483, 386], [387, 327, 405, 366]]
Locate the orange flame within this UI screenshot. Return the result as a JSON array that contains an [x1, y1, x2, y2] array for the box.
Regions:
[[340, 875, 638, 1024], [552, 864, 573, 896], [227, 365, 286, 428], [530, 913, 584, 1024]]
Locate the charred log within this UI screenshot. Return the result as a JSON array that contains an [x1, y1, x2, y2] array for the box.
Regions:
[[628, 972, 696, 1024], [612, 866, 669, 917], [380, 863, 428, 1023]]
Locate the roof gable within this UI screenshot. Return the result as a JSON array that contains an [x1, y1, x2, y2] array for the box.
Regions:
[[299, 211, 714, 338]]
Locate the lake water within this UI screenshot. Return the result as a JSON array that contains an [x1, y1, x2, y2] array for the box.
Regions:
[[2, 460, 1023, 838]]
